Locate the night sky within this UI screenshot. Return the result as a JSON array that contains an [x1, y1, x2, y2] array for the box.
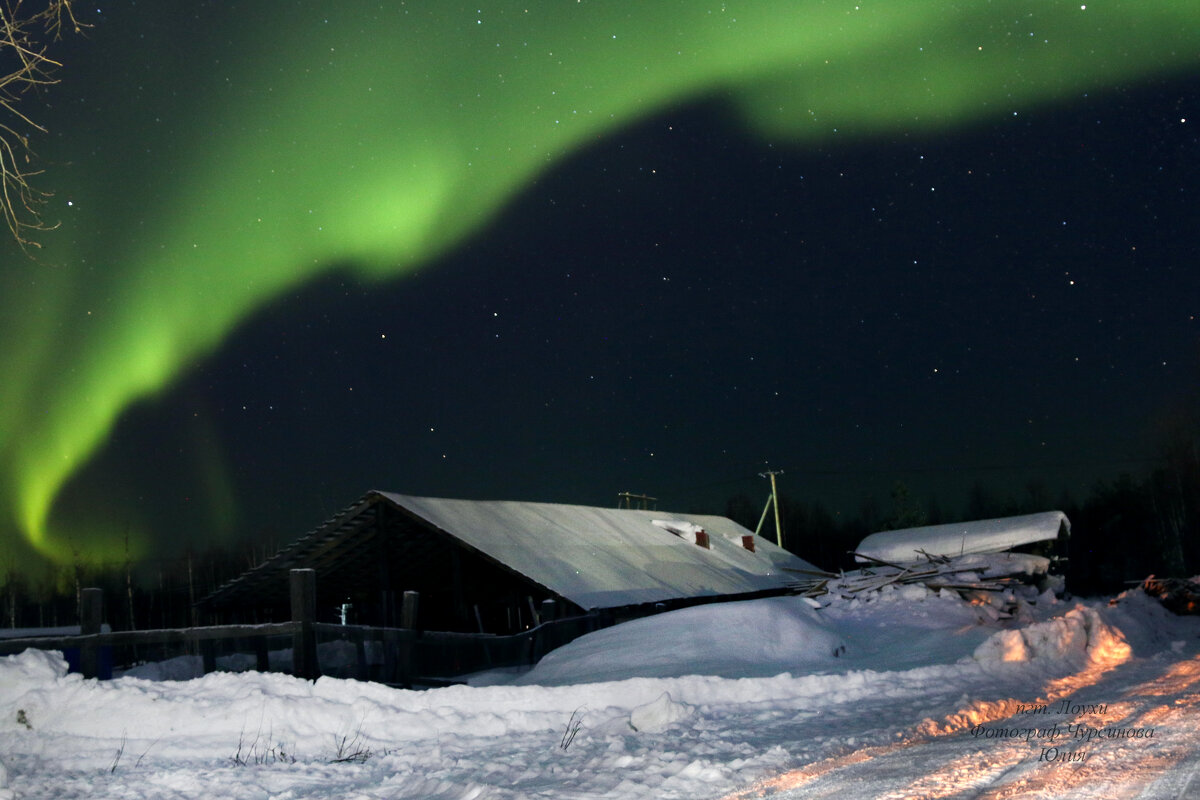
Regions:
[[1, 2, 1197, 571]]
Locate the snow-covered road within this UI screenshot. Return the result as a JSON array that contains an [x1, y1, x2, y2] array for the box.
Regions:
[[2, 586, 1198, 799], [725, 639, 1200, 799]]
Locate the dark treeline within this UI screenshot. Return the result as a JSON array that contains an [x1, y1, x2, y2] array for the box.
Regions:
[[1, 540, 279, 633], [725, 440, 1199, 598], [2, 433, 1196, 631]]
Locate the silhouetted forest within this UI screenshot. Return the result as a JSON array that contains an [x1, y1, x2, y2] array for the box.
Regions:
[[724, 439, 1198, 598]]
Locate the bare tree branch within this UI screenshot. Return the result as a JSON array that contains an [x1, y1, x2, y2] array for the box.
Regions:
[[0, 0, 85, 250]]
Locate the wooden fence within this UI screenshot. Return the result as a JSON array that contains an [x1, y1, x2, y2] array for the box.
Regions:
[[0, 570, 604, 686]]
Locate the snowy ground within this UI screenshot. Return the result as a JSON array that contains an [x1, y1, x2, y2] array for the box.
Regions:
[[2, 585, 1199, 799]]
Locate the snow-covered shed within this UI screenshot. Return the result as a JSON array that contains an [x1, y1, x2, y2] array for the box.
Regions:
[[200, 491, 816, 633], [854, 511, 1070, 565]]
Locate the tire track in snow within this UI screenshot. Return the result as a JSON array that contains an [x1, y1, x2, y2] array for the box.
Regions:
[[719, 653, 1200, 800]]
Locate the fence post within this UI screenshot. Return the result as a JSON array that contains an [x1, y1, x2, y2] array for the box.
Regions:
[[255, 637, 270, 673], [401, 591, 420, 630], [352, 628, 368, 681], [382, 628, 398, 684], [200, 638, 217, 674], [290, 569, 319, 680], [399, 590, 420, 686], [80, 588, 103, 679]]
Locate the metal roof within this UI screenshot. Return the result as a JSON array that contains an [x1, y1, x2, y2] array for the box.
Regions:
[[202, 491, 816, 611], [854, 511, 1071, 564], [378, 492, 815, 608]]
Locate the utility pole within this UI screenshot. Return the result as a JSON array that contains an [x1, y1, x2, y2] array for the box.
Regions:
[[755, 470, 785, 548]]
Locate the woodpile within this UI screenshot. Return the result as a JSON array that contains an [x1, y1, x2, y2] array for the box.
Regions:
[[1135, 576, 1200, 615], [787, 551, 1049, 619]]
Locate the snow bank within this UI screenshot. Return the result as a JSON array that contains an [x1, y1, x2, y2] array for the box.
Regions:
[[1103, 585, 1200, 655], [121, 654, 206, 681], [972, 604, 1132, 667], [0, 647, 71, 692], [517, 596, 847, 686], [629, 692, 694, 732]]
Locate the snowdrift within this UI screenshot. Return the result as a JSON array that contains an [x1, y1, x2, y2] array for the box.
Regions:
[[517, 596, 847, 686]]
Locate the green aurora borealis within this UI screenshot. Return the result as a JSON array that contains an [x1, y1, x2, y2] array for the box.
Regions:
[[1, 1, 1198, 568]]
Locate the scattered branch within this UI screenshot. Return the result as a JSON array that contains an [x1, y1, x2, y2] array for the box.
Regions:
[[329, 718, 373, 764], [560, 707, 584, 751], [135, 737, 160, 769], [231, 721, 295, 766], [109, 730, 126, 773]]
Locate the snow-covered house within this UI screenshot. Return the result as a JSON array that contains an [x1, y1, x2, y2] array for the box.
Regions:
[[200, 491, 816, 633]]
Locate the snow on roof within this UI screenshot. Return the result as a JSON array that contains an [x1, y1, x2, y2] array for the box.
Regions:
[[378, 492, 816, 609], [854, 511, 1070, 565]]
